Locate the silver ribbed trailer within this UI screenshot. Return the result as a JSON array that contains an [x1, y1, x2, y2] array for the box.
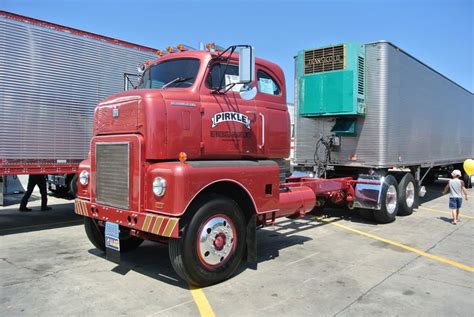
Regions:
[[293, 41, 473, 222], [0, 11, 157, 201]]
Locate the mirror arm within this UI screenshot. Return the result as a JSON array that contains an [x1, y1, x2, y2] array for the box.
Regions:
[[213, 45, 236, 60], [216, 47, 237, 90], [210, 44, 254, 94], [222, 83, 237, 94], [211, 82, 236, 95]]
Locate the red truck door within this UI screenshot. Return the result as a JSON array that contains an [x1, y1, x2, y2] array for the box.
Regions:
[[200, 63, 261, 159], [254, 67, 290, 158]]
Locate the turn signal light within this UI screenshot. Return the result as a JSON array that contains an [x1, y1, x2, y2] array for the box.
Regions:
[[179, 152, 187, 163]]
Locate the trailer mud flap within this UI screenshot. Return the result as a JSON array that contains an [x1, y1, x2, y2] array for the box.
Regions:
[[354, 176, 383, 210]]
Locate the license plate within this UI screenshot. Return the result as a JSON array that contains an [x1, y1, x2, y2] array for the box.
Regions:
[[105, 222, 120, 251]]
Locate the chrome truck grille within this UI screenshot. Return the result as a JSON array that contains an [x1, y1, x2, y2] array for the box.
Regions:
[[304, 45, 345, 74], [96, 143, 130, 209]]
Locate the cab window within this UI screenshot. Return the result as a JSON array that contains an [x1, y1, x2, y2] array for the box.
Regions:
[[138, 58, 199, 89], [257, 70, 280, 95], [206, 64, 239, 90]]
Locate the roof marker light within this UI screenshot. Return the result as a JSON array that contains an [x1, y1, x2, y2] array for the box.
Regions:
[[206, 43, 215, 52], [179, 152, 187, 163]]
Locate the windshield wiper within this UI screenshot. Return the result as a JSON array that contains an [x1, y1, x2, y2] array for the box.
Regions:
[[162, 77, 193, 89]]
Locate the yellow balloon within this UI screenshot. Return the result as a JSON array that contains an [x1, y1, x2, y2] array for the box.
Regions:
[[464, 159, 474, 176]]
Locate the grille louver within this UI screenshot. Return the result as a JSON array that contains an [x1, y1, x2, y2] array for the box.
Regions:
[[304, 45, 345, 74], [358, 56, 365, 95], [96, 143, 130, 209]]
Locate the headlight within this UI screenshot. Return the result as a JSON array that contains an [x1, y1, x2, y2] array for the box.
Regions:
[[79, 170, 89, 186], [152, 177, 167, 197]]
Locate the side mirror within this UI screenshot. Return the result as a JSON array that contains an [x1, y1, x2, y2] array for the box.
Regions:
[[239, 84, 257, 101], [239, 46, 255, 84]]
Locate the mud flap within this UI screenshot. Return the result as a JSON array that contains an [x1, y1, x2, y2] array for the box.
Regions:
[[354, 176, 383, 210], [245, 214, 257, 269]]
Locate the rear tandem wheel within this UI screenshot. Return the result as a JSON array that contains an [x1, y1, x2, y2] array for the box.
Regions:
[[397, 173, 417, 216], [373, 175, 399, 224]]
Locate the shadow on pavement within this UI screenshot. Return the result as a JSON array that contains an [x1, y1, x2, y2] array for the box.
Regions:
[[0, 202, 82, 236], [87, 217, 339, 289], [311, 206, 380, 226], [1, 192, 40, 207], [439, 216, 454, 224], [304, 180, 451, 226], [419, 180, 448, 205], [88, 243, 189, 288]]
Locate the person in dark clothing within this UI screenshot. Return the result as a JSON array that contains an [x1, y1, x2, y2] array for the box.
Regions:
[[19, 174, 52, 212]]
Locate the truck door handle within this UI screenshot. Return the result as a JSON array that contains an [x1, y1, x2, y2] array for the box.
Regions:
[[259, 113, 265, 149]]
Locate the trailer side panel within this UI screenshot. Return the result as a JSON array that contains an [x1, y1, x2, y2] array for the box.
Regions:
[[294, 41, 473, 169], [0, 13, 157, 173]]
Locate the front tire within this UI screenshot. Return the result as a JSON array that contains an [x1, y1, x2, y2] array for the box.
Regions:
[[397, 173, 417, 216], [84, 217, 144, 252], [374, 175, 399, 224], [68, 174, 78, 198], [169, 196, 246, 287]]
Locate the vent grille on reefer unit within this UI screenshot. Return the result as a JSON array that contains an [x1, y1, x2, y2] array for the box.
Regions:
[[304, 45, 345, 74], [358, 56, 365, 95]]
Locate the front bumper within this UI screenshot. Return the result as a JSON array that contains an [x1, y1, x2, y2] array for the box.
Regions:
[[74, 198, 179, 238]]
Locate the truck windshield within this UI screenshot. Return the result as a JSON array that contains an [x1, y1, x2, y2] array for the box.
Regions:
[[138, 58, 200, 89]]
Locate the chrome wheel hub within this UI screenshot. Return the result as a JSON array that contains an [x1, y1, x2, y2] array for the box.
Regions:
[[405, 182, 415, 208], [386, 185, 398, 214], [198, 216, 235, 267]]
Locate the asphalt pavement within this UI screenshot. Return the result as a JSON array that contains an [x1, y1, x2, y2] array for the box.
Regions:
[[0, 180, 473, 316]]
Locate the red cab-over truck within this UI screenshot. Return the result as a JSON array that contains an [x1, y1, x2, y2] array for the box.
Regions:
[[74, 45, 385, 286]]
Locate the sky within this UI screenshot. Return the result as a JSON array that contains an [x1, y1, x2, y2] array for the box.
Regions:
[[1, 0, 473, 102]]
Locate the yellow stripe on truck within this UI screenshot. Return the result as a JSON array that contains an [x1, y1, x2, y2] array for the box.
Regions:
[[142, 215, 151, 231], [163, 219, 177, 237], [152, 216, 164, 234]]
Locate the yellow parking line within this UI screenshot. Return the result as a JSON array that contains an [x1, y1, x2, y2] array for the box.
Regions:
[[418, 206, 474, 220], [189, 286, 216, 317], [315, 217, 474, 273]]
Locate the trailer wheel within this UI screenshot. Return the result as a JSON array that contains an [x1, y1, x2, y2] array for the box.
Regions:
[[84, 217, 143, 252], [169, 196, 246, 287], [374, 175, 399, 224], [397, 173, 417, 216]]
